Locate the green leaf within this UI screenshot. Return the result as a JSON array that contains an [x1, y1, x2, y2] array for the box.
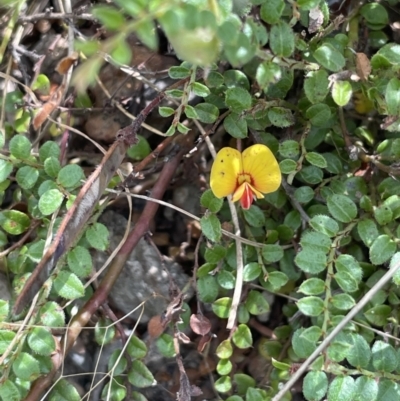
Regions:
[[205, 244, 226, 263], [44, 157, 61, 178], [269, 21, 295, 57], [370, 235, 396, 265], [92, 5, 125, 30], [232, 324, 252, 348], [263, 271, 288, 291], [309, 215, 339, 237], [245, 290, 270, 315], [53, 271, 85, 300], [297, 296, 324, 317], [206, 71, 224, 88], [127, 135, 152, 161], [198, 275, 219, 303], [335, 254, 363, 283], [200, 214, 222, 242], [216, 339, 233, 359], [262, 244, 284, 263], [332, 81, 352, 107], [85, 223, 109, 251], [298, 278, 325, 295], [158, 106, 175, 117], [57, 164, 84, 188], [184, 104, 199, 119], [168, 66, 191, 79], [304, 70, 329, 104], [268, 107, 295, 127], [243, 263, 261, 282], [101, 378, 126, 401], [176, 123, 190, 135], [15, 166, 39, 190], [376, 379, 400, 400], [39, 302, 65, 327], [215, 376, 232, 393], [13, 352, 40, 381], [372, 340, 397, 373], [297, 0, 320, 10], [128, 360, 155, 388], [67, 246, 92, 278], [27, 327, 55, 356], [127, 335, 147, 359], [200, 189, 224, 213], [327, 194, 357, 223], [300, 231, 331, 253], [217, 358, 232, 375], [0, 330, 15, 354], [246, 388, 268, 401], [306, 103, 332, 127], [49, 379, 80, 401], [358, 219, 379, 247], [385, 78, 400, 115], [191, 82, 211, 97], [279, 159, 297, 174], [0, 379, 20, 401], [225, 87, 252, 113], [39, 189, 64, 216], [328, 376, 356, 401], [243, 205, 265, 227], [305, 152, 327, 168], [223, 113, 248, 138], [303, 371, 328, 401], [218, 270, 235, 289], [295, 249, 327, 274], [9, 134, 31, 159], [0, 160, 13, 182], [255, 62, 281, 90], [234, 374, 256, 395], [260, 0, 284, 24], [353, 377, 378, 401], [360, 3, 389, 30], [294, 186, 314, 204], [194, 103, 219, 123], [365, 305, 391, 326], [331, 293, 355, 310], [313, 43, 346, 72], [94, 317, 116, 346], [156, 333, 175, 357], [346, 334, 371, 369], [292, 328, 318, 358], [165, 89, 183, 98], [111, 39, 132, 65], [0, 210, 30, 235], [135, 19, 157, 50], [279, 140, 300, 158], [212, 297, 232, 318]]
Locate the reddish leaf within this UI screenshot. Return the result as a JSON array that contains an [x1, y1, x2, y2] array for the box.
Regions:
[[190, 314, 211, 336]]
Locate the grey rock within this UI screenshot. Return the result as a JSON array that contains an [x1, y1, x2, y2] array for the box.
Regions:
[[94, 211, 192, 323]]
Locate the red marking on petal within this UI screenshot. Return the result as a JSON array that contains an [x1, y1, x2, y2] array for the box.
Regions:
[[240, 184, 254, 209]]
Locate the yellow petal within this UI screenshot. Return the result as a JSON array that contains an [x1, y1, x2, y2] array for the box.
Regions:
[[210, 147, 242, 198], [242, 144, 281, 194]]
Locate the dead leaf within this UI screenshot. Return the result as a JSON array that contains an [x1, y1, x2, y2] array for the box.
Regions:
[[309, 7, 324, 33], [177, 331, 191, 344], [197, 333, 213, 352], [356, 52, 371, 81], [33, 84, 63, 130], [148, 315, 165, 339], [190, 313, 211, 336], [56, 52, 79, 75]]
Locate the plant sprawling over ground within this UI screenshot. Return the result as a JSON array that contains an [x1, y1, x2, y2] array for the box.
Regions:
[[2, 0, 400, 400]]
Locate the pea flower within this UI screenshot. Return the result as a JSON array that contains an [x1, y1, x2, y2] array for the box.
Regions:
[[210, 144, 281, 210]]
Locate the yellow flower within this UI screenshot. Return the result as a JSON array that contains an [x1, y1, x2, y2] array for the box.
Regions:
[[210, 144, 281, 210]]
